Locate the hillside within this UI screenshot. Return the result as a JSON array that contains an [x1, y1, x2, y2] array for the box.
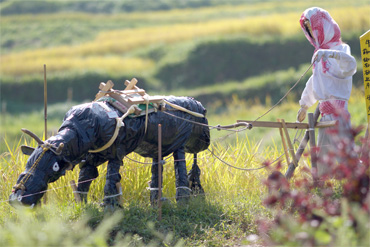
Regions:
[[1, 0, 369, 112]]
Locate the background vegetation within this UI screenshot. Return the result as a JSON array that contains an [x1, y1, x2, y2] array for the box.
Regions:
[[0, 0, 369, 246]]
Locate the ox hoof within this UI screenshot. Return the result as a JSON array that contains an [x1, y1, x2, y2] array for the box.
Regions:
[[189, 182, 205, 196]]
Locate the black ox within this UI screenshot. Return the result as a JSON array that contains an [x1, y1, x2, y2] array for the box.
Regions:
[[9, 96, 210, 207]]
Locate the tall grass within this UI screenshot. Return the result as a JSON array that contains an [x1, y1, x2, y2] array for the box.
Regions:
[[0, 127, 285, 245], [0, 87, 367, 246]]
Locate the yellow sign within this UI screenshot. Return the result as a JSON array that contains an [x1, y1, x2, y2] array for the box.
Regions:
[[360, 30, 370, 123]]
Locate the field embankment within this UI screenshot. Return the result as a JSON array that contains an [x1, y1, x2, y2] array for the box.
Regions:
[[0, 1, 368, 111]]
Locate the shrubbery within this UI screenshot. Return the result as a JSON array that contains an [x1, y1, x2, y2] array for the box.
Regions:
[[259, 123, 370, 246]]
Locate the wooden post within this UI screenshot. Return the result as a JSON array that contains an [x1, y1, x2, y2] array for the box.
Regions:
[[70, 180, 81, 203], [44, 64, 47, 140], [308, 113, 318, 183], [158, 124, 162, 221]]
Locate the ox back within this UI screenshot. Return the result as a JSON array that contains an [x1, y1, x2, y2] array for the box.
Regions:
[[56, 96, 210, 165]]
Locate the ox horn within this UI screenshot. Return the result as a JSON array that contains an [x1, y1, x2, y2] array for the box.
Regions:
[[21, 128, 44, 145], [55, 143, 64, 155]]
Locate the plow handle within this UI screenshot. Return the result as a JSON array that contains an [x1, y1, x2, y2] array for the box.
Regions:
[[285, 105, 320, 180]]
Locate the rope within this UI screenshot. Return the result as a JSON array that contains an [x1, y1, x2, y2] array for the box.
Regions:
[[104, 192, 122, 199], [161, 110, 247, 133], [207, 147, 284, 171], [176, 186, 192, 191], [12, 146, 49, 192], [251, 62, 314, 124]]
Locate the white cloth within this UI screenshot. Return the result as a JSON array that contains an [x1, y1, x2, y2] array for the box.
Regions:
[[299, 44, 357, 108]]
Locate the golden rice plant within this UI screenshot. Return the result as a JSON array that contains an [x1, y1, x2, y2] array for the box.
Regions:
[[1, 55, 154, 75], [0, 130, 290, 212], [1, 6, 368, 77]]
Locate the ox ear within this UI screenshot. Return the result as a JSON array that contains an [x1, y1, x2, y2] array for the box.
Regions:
[[21, 145, 35, 156]]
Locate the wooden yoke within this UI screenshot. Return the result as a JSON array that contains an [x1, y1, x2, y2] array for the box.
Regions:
[[124, 78, 139, 91], [94, 80, 114, 101]]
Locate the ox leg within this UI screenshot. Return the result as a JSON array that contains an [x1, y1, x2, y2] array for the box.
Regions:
[[77, 164, 99, 203], [174, 147, 191, 202], [103, 159, 122, 208], [149, 158, 163, 206], [188, 153, 205, 195]]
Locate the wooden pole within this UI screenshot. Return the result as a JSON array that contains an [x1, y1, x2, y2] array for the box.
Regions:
[[308, 113, 318, 184], [42, 64, 48, 204], [44, 64, 47, 140], [158, 124, 162, 221], [70, 180, 81, 203]]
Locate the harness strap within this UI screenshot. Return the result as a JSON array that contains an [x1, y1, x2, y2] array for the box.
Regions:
[[88, 105, 136, 153], [89, 99, 204, 153]]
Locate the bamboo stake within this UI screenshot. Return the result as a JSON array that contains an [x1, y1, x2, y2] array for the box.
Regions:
[[281, 119, 298, 168], [278, 119, 290, 165], [43, 64, 48, 205], [44, 64, 47, 140], [158, 124, 162, 221]]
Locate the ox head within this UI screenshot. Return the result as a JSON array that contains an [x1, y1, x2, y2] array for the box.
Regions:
[[9, 129, 72, 207]]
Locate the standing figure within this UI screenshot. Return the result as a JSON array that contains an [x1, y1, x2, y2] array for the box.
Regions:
[[296, 7, 357, 176]]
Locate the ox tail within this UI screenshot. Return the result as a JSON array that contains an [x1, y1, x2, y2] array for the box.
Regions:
[[188, 153, 205, 195]]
